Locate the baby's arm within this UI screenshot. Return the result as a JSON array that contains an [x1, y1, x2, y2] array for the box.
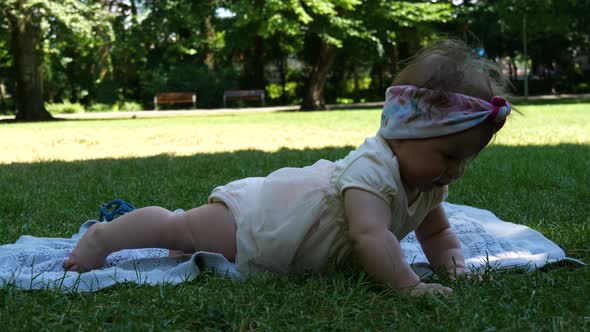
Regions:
[[415, 204, 468, 277], [345, 189, 452, 295]]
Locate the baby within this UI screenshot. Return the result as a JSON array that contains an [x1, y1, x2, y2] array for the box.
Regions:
[[65, 40, 512, 296]]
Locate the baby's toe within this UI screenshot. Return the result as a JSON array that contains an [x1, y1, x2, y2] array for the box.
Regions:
[[63, 257, 79, 272]]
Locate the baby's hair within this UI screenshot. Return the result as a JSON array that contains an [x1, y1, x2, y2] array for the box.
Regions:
[[393, 39, 511, 102]]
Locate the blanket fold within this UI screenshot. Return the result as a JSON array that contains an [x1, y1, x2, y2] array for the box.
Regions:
[[0, 203, 584, 292]]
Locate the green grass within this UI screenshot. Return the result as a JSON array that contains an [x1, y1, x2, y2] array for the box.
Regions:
[[1, 104, 589, 330]]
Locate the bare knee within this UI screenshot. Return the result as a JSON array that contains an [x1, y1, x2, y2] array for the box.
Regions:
[[144, 208, 194, 252], [170, 203, 237, 261]]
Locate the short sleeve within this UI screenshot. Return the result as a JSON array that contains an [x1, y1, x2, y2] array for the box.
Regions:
[[334, 151, 399, 204], [435, 185, 449, 203], [426, 185, 449, 213]]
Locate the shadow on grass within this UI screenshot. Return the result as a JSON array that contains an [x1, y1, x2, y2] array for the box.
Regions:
[[1, 144, 588, 258]]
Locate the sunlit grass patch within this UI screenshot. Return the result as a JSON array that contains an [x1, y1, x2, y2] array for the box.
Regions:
[[1, 103, 589, 164], [497, 103, 590, 146]]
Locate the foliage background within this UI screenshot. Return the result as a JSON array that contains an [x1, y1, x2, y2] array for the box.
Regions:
[[0, 0, 589, 114]]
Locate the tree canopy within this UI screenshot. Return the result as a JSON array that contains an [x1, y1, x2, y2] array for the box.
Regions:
[[1, 0, 589, 120]]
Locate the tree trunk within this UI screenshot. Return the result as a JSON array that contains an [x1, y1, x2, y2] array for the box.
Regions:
[[509, 58, 517, 80], [9, 2, 53, 121], [129, 0, 138, 16], [389, 43, 400, 77], [252, 35, 265, 89], [301, 41, 336, 110], [352, 63, 360, 102], [278, 55, 287, 105], [203, 15, 216, 70]]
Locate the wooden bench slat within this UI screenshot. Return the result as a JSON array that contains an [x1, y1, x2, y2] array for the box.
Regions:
[[154, 92, 197, 109], [223, 89, 265, 107]]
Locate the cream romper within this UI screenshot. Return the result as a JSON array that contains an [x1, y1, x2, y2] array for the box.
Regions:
[[209, 134, 448, 274]]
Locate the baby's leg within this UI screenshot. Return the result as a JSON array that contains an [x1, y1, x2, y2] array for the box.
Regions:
[[64, 203, 236, 272]]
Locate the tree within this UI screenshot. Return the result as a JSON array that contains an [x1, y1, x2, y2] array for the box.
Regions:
[[145, 0, 452, 110], [0, 36, 11, 101], [104, 1, 229, 106], [297, 0, 452, 110], [222, 0, 304, 96], [332, 1, 455, 103], [0, 0, 112, 121], [2, 0, 51, 120], [455, 0, 590, 93]]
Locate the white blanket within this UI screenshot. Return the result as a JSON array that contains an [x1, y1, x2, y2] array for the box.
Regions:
[[0, 203, 583, 292]]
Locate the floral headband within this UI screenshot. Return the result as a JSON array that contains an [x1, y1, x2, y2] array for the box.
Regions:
[[378, 85, 511, 139]]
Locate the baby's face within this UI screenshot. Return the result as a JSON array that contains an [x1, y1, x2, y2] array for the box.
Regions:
[[388, 124, 494, 192]]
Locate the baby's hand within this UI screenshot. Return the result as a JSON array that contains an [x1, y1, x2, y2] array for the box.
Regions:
[[401, 282, 453, 296]]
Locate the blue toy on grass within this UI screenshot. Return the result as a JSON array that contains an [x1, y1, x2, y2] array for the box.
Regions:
[[99, 199, 136, 222]]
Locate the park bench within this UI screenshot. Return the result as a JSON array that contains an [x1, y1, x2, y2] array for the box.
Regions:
[[223, 89, 265, 107], [154, 92, 197, 110]]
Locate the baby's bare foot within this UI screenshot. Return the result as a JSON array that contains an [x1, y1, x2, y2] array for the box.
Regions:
[[64, 223, 110, 272]]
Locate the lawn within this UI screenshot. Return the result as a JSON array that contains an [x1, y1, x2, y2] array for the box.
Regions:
[[0, 102, 589, 330]]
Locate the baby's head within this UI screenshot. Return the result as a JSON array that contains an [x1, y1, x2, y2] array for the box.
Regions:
[[380, 39, 512, 192], [393, 39, 509, 101]]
